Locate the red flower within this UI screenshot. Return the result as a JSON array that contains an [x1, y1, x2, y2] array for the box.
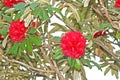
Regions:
[[114, 0, 120, 8], [32, 22, 36, 28], [3, 0, 25, 7], [0, 34, 4, 40], [9, 19, 27, 42], [93, 30, 107, 38], [60, 31, 86, 59]]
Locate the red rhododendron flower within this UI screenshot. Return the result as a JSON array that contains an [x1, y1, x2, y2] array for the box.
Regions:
[[0, 34, 4, 40], [60, 31, 86, 59], [9, 19, 27, 42], [93, 30, 107, 38], [114, 0, 120, 8], [3, 0, 25, 7], [32, 22, 36, 28]]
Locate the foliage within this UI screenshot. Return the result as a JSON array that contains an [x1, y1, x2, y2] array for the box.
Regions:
[[0, 0, 120, 80]]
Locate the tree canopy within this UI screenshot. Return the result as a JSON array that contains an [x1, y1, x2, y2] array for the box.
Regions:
[[0, 0, 120, 80]]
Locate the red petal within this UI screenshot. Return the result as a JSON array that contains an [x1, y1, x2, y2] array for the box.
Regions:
[[114, 0, 120, 8]]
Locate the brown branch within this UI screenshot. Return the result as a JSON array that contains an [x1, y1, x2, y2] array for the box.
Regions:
[[0, 53, 54, 73], [98, 0, 119, 29], [94, 39, 120, 62], [40, 47, 65, 80]]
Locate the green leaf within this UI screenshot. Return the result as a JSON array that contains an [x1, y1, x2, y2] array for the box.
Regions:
[[8, 43, 19, 55], [104, 66, 111, 75], [30, 2, 39, 10], [53, 48, 64, 60], [48, 5, 53, 15], [53, 37, 61, 41], [14, 8, 25, 21], [67, 58, 76, 67], [2, 15, 12, 22], [97, 22, 112, 30], [90, 61, 101, 70], [32, 7, 40, 17], [19, 39, 26, 50], [14, 2, 26, 10], [116, 32, 120, 39], [0, 25, 9, 36], [75, 59, 81, 70], [28, 27, 37, 34], [24, 53, 31, 62], [78, 0, 83, 3], [81, 58, 92, 69], [39, 8, 49, 21], [26, 39, 33, 52], [86, 34, 92, 41], [34, 52, 39, 62], [29, 35, 42, 46]]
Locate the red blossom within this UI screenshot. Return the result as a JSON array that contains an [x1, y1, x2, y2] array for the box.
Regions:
[[3, 0, 25, 7], [0, 34, 4, 40], [60, 31, 86, 59], [114, 0, 120, 8], [93, 30, 107, 38], [9, 19, 27, 42], [32, 22, 36, 28]]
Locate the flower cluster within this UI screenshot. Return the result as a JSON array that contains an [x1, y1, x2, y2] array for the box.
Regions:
[[60, 31, 86, 59], [114, 0, 120, 8], [9, 19, 27, 42], [3, 0, 25, 7], [93, 30, 107, 38]]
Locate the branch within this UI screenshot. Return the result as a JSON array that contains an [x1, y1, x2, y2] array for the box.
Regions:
[[98, 0, 120, 30], [0, 53, 54, 73], [94, 39, 120, 62], [40, 47, 65, 80]]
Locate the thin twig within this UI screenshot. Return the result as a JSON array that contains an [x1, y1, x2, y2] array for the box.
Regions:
[[40, 47, 65, 80], [98, 0, 118, 29], [94, 39, 120, 62], [0, 53, 54, 73]]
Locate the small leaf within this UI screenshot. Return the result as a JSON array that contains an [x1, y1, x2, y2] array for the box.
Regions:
[[53, 48, 64, 60], [53, 37, 61, 41], [26, 39, 33, 52], [8, 43, 19, 55], [116, 31, 120, 39], [30, 2, 39, 10], [81, 58, 92, 69], [48, 5, 53, 15], [39, 8, 49, 21], [14, 10, 24, 21], [14, 2, 26, 10], [32, 7, 40, 17], [104, 66, 111, 75], [67, 58, 76, 67], [90, 61, 101, 70], [2, 15, 12, 22], [75, 59, 81, 70], [97, 22, 112, 30], [28, 27, 37, 34], [19, 39, 26, 50], [29, 35, 42, 46]]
